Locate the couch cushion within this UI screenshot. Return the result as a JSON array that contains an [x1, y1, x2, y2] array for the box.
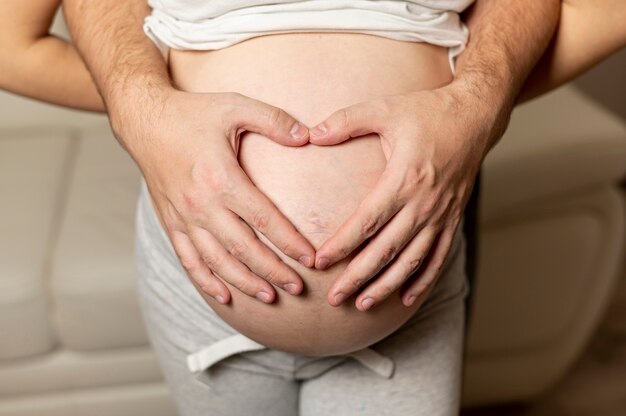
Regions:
[[0, 346, 162, 397], [0, 131, 73, 360], [50, 128, 147, 351], [481, 85, 626, 222]]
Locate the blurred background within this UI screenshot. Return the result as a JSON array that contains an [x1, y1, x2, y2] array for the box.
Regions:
[[0, 11, 624, 416]]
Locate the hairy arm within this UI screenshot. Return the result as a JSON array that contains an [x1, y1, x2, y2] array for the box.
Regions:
[[2, 1, 624, 114], [61, 0, 316, 305], [61, 0, 168, 149], [453, 0, 562, 154], [0, 0, 104, 111], [307, 0, 562, 309]]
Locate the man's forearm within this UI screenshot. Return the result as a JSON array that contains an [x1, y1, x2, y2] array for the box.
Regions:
[[454, 0, 561, 152], [62, 0, 171, 153]]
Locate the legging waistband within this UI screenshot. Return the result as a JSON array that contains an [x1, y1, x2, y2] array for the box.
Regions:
[[187, 333, 395, 379]]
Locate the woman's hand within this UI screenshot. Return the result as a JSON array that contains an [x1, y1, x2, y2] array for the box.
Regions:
[[308, 82, 504, 311], [118, 89, 316, 305]]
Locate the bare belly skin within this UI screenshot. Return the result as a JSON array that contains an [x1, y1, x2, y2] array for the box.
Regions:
[[168, 33, 454, 356]]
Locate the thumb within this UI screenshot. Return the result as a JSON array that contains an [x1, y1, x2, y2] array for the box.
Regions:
[[309, 100, 383, 145], [227, 93, 309, 146]]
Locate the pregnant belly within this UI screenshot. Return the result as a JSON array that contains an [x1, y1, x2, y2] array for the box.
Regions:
[[168, 33, 454, 356]]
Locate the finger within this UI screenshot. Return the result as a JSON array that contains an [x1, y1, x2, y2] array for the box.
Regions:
[[315, 167, 404, 270], [226, 168, 316, 268], [401, 225, 456, 307], [308, 100, 386, 145], [187, 225, 277, 304], [354, 225, 439, 311], [211, 209, 304, 295], [168, 229, 231, 304], [326, 204, 427, 307], [227, 93, 310, 146]]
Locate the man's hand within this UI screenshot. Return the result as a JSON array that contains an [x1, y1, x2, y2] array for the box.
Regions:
[[62, 0, 316, 305], [308, 83, 496, 311], [308, 0, 560, 312], [120, 88, 316, 305]]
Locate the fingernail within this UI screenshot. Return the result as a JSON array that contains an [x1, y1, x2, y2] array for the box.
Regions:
[[361, 297, 375, 311], [317, 257, 330, 270], [290, 122, 308, 140], [299, 256, 312, 267], [256, 291, 272, 303], [406, 295, 416, 306], [333, 292, 346, 305], [215, 295, 226, 304], [311, 123, 328, 137], [284, 283, 299, 295]]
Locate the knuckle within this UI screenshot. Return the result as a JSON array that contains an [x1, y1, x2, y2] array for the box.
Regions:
[[401, 164, 438, 195], [349, 276, 367, 291], [267, 107, 284, 132], [202, 288, 217, 299], [272, 234, 297, 259], [235, 278, 253, 294], [407, 212, 421, 233], [198, 281, 216, 296], [420, 196, 439, 216], [201, 252, 223, 270], [262, 268, 278, 285], [163, 219, 178, 234], [450, 207, 463, 224], [278, 239, 293, 256], [164, 202, 183, 225], [338, 108, 350, 131], [334, 245, 353, 261], [401, 170, 421, 193], [421, 163, 438, 187], [180, 188, 203, 214], [251, 209, 271, 233], [378, 284, 395, 299], [412, 280, 429, 295], [379, 245, 397, 267], [179, 255, 197, 273], [421, 269, 441, 288], [204, 167, 233, 195], [425, 273, 439, 288], [340, 246, 354, 258], [434, 260, 445, 275], [443, 187, 456, 203], [228, 241, 248, 260], [331, 243, 354, 260], [407, 256, 422, 273], [360, 215, 380, 236]]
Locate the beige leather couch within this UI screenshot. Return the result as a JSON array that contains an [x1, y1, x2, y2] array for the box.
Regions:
[[1, 80, 625, 415]]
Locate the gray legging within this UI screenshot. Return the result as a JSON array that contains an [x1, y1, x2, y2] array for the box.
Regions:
[[134, 177, 469, 416]]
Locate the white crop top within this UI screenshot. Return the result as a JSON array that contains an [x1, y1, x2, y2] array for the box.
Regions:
[[144, 0, 475, 74]]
